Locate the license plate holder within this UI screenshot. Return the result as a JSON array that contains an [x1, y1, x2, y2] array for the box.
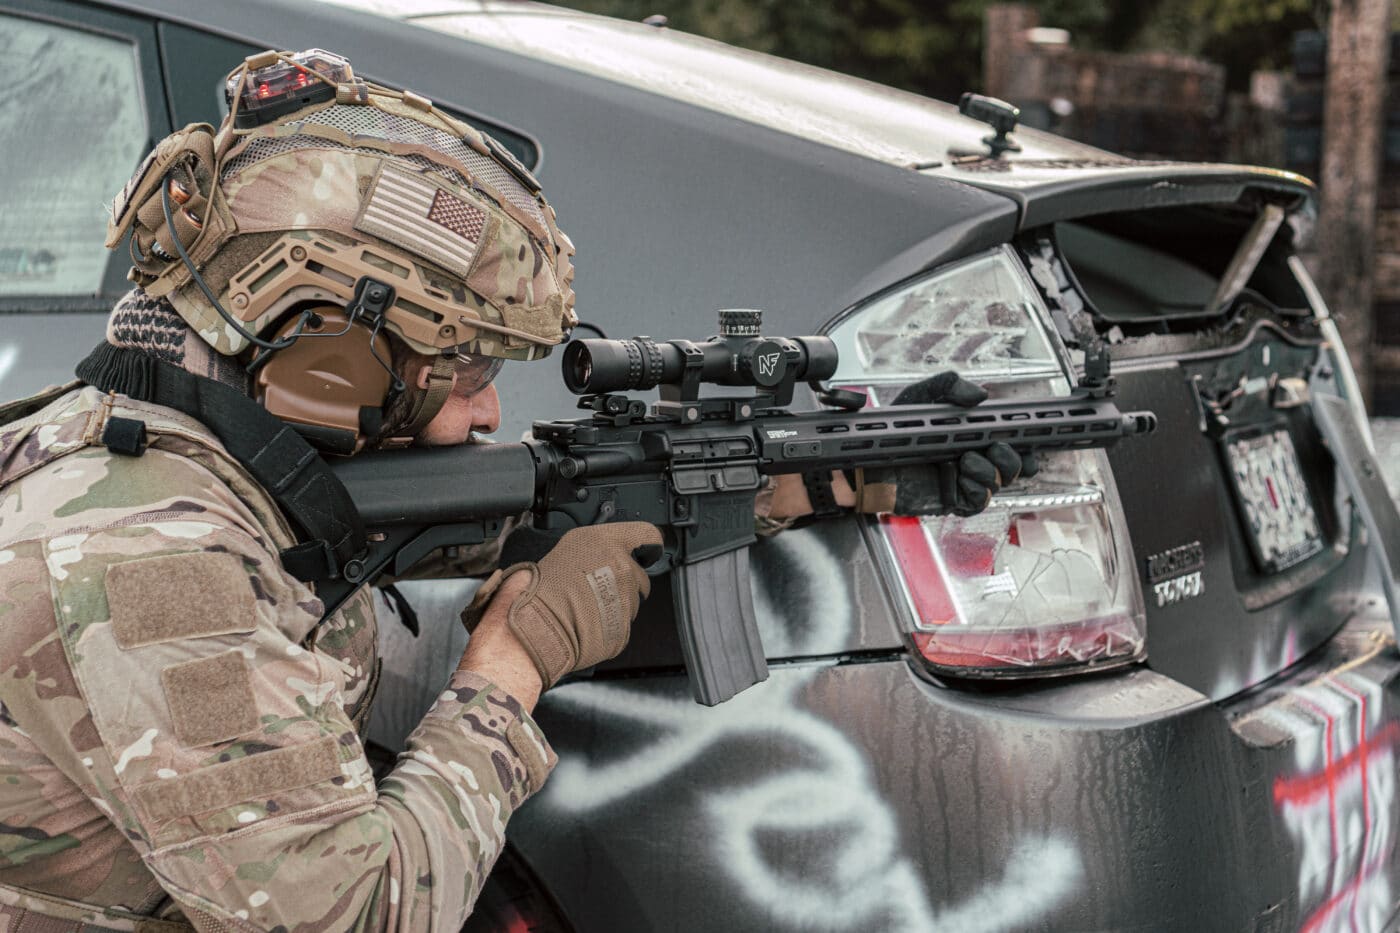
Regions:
[[1223, 423, 1324, 573]]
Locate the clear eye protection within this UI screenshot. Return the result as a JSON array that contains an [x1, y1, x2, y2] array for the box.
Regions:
[[453, 352, 504, 396]]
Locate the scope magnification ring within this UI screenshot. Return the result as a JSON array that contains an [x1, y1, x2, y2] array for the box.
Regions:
[[623, 340, 642, 388], [636, 336, 664, 388]]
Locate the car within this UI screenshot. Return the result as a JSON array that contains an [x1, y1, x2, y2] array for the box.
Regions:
[[2, 1, 1398, 930]]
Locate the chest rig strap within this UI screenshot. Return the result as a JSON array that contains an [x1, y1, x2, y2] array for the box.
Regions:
[[76, 343, 368, 584]]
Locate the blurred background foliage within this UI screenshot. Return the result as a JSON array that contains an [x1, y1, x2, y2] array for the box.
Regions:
[[552, 0, 1326, 98]]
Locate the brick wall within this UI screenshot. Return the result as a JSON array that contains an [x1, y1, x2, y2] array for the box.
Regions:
[[984, 4, 1226, 160]]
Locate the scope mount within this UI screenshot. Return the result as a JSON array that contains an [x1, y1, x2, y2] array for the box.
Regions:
[[576, 309, 808, 426]]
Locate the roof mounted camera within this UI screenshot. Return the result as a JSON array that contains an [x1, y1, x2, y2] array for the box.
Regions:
[[959, 92, 1022, 158]]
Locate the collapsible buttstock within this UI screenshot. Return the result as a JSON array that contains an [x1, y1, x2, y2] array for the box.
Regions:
[[670, 549, 768, 705]]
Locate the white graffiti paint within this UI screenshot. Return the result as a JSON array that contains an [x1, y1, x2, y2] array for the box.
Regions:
[[932, 836, 1083, 932], [1261, 669, 1399, 932], [545, 532, 1082, 932]]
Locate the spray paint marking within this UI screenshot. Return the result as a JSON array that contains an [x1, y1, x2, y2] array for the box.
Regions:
[[544, 532, 1082, 932], [1264, 671, 1400, 933]]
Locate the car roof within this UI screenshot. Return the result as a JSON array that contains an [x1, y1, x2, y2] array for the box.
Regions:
[[315, 0, 1112, 168], [171, 0, 1316, 220], [101, 0, 1025, 304], [92, 0, 1317, 288]]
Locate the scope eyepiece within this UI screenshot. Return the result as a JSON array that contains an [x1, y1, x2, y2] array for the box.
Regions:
[[563, 336, 672, 394]]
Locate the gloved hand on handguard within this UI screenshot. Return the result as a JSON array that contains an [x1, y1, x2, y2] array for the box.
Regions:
[[758, 371, 1038, 526]]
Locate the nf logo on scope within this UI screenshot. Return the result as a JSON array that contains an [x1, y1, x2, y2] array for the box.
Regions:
[[758, 353, 780, 378]]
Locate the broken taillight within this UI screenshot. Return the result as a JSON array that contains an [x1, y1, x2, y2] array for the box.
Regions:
[[827, 246, 1146, 678]]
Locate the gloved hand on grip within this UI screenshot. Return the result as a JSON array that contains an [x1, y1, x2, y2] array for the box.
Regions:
[[462, 522, 664, 690]]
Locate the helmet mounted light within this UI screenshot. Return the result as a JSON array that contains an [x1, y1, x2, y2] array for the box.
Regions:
[[224, 49, 353, 129]]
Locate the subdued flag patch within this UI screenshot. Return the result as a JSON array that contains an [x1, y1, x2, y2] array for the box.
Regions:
[[355, 163, 490, 279]]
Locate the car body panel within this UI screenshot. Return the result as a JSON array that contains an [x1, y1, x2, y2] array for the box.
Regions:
[[0, 314, 109, 399], [383, 2, 1109, 169], [1107, 344, 1372, 701], [512, 611, 1400, 932]]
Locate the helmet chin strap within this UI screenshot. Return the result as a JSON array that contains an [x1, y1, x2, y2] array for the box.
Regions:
[[380, 354, 456, 448]]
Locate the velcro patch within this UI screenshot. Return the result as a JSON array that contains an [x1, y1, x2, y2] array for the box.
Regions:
[[132, 735, 342, 823], [107, 552, 256, 649], [161, 651, 258, 747]]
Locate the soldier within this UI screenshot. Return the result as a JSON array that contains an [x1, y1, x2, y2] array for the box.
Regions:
[[0, 50, 658, 930]]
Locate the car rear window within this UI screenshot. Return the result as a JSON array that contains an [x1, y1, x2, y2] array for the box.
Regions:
[[0, 16, 148, 298], [1054, 205, 1310, 325]]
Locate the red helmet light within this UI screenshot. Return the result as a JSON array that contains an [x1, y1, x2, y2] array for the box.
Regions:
[[226, 49, 353, 128]]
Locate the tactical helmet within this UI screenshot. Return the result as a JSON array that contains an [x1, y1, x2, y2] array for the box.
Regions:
[[105, 49, 576, 449]]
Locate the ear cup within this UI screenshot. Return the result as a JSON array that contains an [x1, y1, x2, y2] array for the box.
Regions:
[[254, 307, 394, 454]]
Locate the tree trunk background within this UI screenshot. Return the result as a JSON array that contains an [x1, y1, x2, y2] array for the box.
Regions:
[[1316, 0, 1392, 406]]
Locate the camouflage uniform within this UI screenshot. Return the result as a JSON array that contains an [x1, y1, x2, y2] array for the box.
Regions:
[[0, 383, 556, 930]]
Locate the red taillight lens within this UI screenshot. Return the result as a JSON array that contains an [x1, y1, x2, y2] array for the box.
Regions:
[[827, 247, 1147, 678], [877, 468, 1144, 675]]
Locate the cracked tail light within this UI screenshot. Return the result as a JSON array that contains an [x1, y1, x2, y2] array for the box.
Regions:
[[878, 458, 1143, 675], [828, 247, 1146, 678]]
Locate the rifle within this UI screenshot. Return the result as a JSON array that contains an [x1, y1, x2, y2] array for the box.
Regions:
[[326, 310, 1157, 705]]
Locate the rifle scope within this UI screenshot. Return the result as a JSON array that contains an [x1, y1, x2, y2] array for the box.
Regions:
[[562, 310, 839, 395]]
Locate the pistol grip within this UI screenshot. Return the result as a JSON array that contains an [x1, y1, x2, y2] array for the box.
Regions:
[[670, 549, 769, 706]]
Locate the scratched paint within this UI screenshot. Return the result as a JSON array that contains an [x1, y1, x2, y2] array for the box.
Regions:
[[1261, 670, 1400, 932], [542, 531, 1083, 932]]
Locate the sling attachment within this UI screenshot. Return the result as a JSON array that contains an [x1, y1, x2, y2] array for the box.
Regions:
[[800, 469, 844, 520], [380, 583, 421, 637], [101, 416, 147, 456], [76, 343, 367, 583]]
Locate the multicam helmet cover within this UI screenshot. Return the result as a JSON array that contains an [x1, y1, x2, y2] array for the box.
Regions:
[[106, 49, 577, 362]]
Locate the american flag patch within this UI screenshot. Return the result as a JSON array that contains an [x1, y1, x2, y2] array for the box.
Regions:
[[355, 164, 489, 279]]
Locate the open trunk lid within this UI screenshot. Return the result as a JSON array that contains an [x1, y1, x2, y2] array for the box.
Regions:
[[999, 168, 1374, 700]]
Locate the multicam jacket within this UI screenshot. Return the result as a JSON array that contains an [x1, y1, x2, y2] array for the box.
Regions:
[[0, 385, 556, 931]]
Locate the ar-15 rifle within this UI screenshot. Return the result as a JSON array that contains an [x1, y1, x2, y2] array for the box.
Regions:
[[326, 310, 1157, 705]]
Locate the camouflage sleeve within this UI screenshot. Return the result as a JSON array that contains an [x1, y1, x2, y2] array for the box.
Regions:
[[11, 519, 555, 931], [752, 476, 798, 537]]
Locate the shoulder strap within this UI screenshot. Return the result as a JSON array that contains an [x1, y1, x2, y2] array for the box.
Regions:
[[76, 343, 367, 583]]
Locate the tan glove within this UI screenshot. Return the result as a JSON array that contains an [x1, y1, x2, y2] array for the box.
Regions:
[[462, 522, 663, 689]]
